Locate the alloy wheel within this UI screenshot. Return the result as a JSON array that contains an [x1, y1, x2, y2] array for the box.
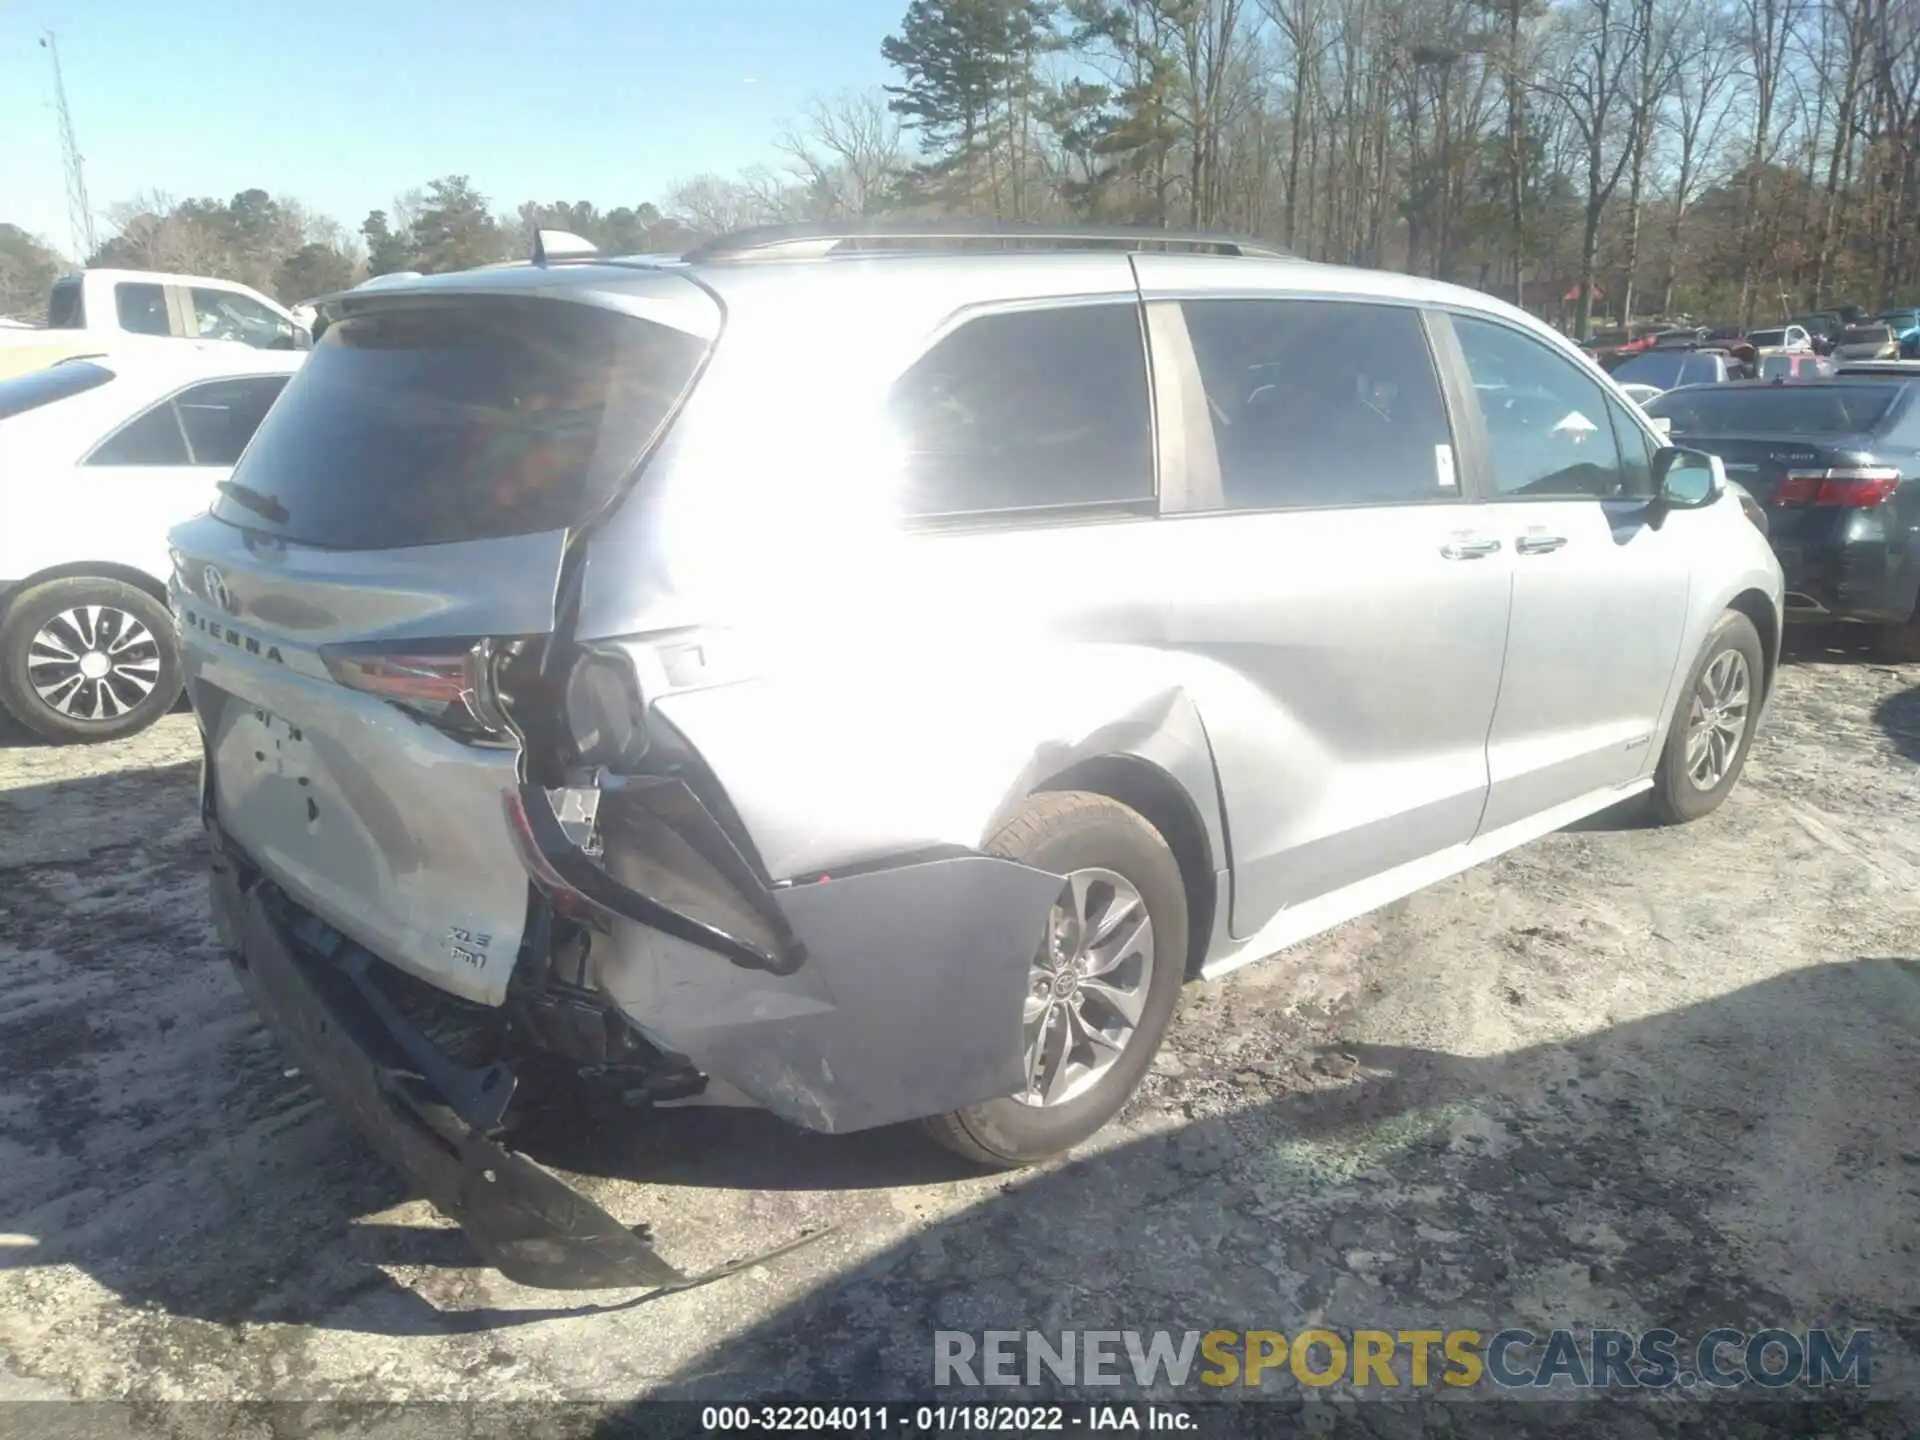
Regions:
[[1013, 867, 1156, 1108], [26, 605, 164, 722], [1684, 647, 1751, 791]]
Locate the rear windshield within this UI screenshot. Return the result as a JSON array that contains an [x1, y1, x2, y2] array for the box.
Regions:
[[211, 296, 709, 549], [1748, 329, 1787, 347], [1613, 351, 1722, 388], [1586, 330, 1628, 347], [0, 360, 113, 420], [1644, 385, 1899, 436], [1843, 326, 1892, 344]]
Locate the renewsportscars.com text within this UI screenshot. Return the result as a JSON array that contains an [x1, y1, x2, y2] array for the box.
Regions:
[[933, 1328, 1873, 1391]]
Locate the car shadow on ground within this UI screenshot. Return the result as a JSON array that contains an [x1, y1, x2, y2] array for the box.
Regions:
[[5, 850, 1916, 1415], [1782, 621, 1888, 666], [604, 958, 1919, 1426], [1873, 683, 1920, 765]]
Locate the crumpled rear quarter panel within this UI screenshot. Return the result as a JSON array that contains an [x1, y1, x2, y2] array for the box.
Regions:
[[589, 853, 1063, 1133]]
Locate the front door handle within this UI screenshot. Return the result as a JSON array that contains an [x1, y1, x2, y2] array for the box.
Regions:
[[1440, 533, 1503, 560], [1516, 533, 1569, 555]]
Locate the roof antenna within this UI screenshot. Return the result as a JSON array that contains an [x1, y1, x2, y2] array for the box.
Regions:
[[533, 229, 597, 264]]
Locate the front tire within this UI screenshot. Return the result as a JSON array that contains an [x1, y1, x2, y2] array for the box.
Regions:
[[1648, 610, 1764, 824], [0, 577, 182, 744], [921, 791, 1187, 1168]]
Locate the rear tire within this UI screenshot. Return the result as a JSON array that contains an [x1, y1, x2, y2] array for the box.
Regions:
[[1648, 610, 1764, 824], [920, 791, 1187, 1169], [0, 577, 182, 745]]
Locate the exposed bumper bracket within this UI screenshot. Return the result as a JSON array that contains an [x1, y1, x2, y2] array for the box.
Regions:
[[215, 867, 822, 1290]]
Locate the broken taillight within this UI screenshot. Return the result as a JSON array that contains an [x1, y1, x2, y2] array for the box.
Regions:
[[320, 640, 508, 740], [1777, 468, 1900, 508]]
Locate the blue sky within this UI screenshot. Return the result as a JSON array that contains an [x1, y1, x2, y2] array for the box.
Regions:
[[1, 0, 906, 259]]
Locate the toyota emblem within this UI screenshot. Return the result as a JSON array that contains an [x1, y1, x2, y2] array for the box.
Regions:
[[203, 566, 235, 614]]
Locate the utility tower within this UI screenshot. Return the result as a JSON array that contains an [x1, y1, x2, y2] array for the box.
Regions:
[[39, 32, 96, 262]]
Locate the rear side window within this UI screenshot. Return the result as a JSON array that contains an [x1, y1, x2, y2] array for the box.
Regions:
[[0, 361, 113, 420], [192, 288, 295, 350], [1181, 298, 1454, 510], [886, 303, 1153, 517], [174, 376, 290, 464], [47, 279, 83, 329], [115, 282, 171, 337], [90, 401, 190, 466], [212, 297, 709, 548]]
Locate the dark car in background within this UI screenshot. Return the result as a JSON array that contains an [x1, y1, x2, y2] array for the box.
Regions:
[[1644, 380, 1920, 657], [1790, 313, 1848, 355], [1611, 347, 1747, 391], [1649, 326, 1710, 349]]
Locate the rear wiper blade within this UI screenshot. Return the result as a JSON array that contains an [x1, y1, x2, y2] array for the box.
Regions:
[[216, 480, 289, 524]]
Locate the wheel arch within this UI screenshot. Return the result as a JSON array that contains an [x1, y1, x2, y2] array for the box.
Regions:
[[0, 561, 171, 617], [1033, 753, 1219, 979], [1726, 586, 1780, 698]]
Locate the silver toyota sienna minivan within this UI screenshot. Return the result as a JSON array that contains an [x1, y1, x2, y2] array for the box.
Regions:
[[168, 223, 1784, 1289]]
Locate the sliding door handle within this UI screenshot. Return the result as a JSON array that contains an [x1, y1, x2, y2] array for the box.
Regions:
[[1440, 533, 1503, 560]]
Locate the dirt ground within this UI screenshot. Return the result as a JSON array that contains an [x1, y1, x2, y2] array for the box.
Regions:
[[1, 634, 1916, 1436]]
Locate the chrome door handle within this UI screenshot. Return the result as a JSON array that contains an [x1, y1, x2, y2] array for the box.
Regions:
[[1440, 534, 1503, 560], [1516, 534, 1568, 555]]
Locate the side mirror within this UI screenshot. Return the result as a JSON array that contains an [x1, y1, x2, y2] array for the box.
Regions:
[[1649, 415, 1673, 440], [1652, 445, 1723, 518], [292, 325, 313, 351]]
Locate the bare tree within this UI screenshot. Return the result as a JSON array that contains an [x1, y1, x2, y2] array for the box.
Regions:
[[777, 90, 909, 218], [1536, 0, 1647, 334], [1656, 0, 1742, 312]]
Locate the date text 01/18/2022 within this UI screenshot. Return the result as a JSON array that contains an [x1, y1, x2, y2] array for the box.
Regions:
[[698, 1405, 1199, 1432]]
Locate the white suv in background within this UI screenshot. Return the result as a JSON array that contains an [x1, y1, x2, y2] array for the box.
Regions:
[[0, 345, 302, 743]]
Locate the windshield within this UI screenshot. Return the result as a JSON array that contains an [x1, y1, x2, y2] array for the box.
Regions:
[[1586, 330, 1628, 347], [0, 359, 113, 419], [211, 296, 710, 548], [1644, 385, 1899, 436]]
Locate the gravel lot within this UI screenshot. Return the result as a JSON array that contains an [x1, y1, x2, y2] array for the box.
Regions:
[[1, 635, 1916, 1435]]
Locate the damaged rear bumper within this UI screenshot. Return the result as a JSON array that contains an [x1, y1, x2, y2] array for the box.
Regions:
[[211, 797, 1066, 1287], [213, 861, 687, 1290]]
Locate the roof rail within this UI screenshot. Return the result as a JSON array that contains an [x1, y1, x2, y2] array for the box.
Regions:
[[682, 220, 1291, 263]]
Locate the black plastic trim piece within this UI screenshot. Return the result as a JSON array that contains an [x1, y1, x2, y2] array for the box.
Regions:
[[514, 783, 804, 976]]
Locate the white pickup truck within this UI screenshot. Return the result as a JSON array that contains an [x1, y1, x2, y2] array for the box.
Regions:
[[0, 269, 310, 380]]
